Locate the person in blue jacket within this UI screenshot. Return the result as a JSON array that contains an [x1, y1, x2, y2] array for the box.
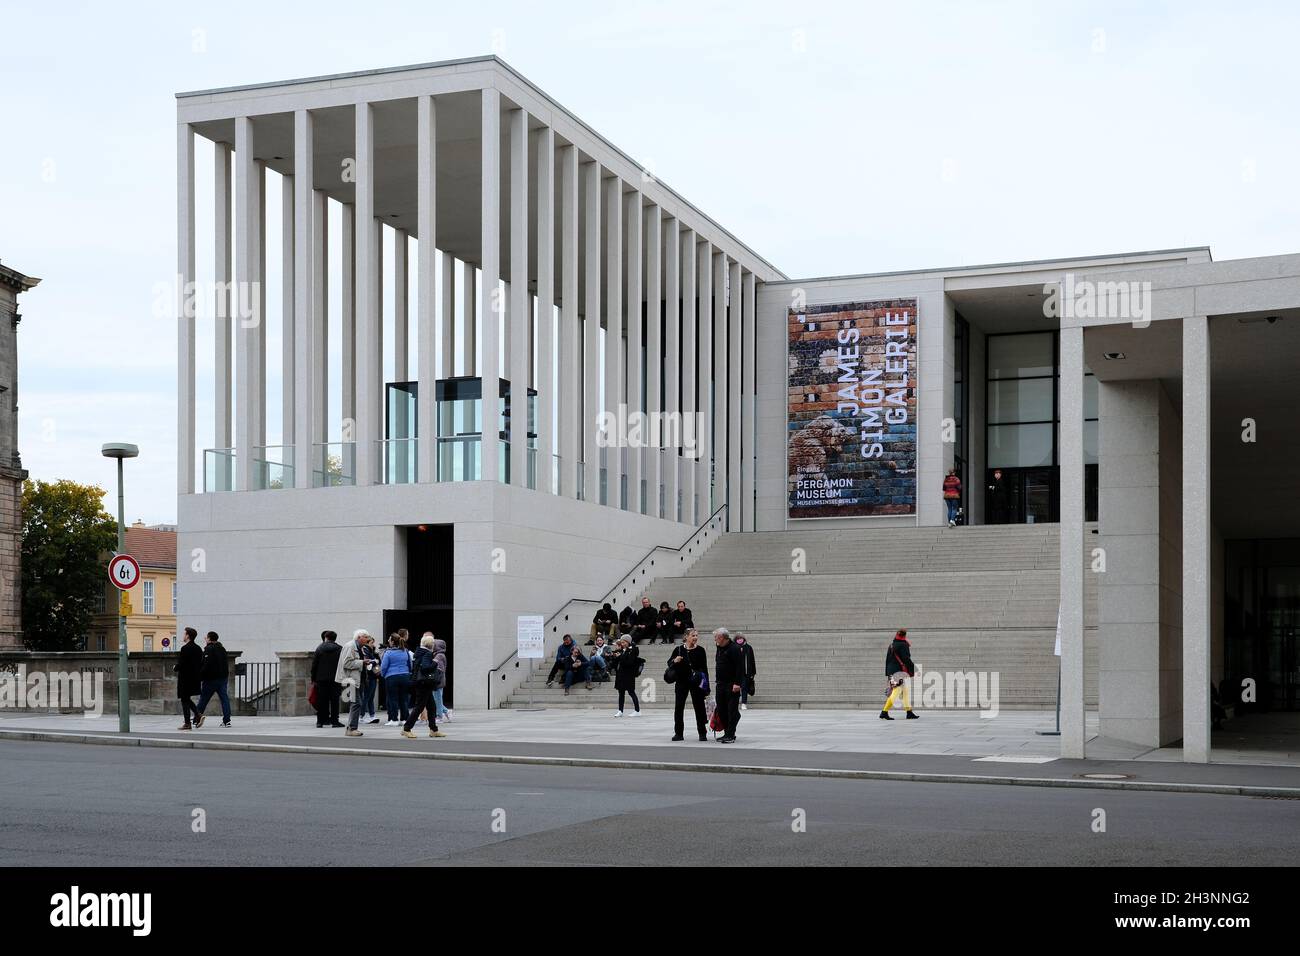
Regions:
[[545, 634, 578, 687]]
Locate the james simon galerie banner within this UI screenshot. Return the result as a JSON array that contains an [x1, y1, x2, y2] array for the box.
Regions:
[[787, 298, 918, 518]]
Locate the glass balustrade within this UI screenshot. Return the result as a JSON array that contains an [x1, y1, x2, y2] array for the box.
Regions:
[[253, 445, 294, 490], [379, 438, 419, 484], [203, 448, 235, 493], [312, 442, 356, 487]]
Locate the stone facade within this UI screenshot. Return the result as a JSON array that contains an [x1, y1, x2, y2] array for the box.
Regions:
[[0, 261, 38, 649]]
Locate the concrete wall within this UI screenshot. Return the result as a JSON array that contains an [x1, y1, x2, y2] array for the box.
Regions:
[[178, 481, 693, 709], [755, 275, 948, 531], [1097, 378, 1183, 747]]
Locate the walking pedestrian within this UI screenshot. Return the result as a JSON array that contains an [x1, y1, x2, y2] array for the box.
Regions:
[[735, 634, 757, 711], [668, 627, 709, 741], [401, 634, 447, 739], [431, 636, 451, 721], [880, 628, 919, 720], [192, 631, 231, 728], [336, 629, 374, 736], [612, 638, 641, 717], [944, 468, 962, 527], [713, 628, 744, 742], [380, 634, 412, 726], [310, 630, 344, 728], [174, 627, 203, 730]]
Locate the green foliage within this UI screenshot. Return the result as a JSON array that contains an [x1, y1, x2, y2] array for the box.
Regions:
[[21, 479, 118, 651]]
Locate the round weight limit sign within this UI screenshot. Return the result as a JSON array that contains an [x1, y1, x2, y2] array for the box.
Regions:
[[108, 554, 140, 591]]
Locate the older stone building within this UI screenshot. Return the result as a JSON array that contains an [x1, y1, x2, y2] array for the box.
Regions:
[[0, 260, 38, 649]]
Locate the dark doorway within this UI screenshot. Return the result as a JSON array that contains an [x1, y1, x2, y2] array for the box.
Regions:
[[384, 523, 455, 707], [984, 465, 1098, 524]]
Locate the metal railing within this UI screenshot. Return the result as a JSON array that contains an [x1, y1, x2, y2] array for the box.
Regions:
[[486, 501, 729, 708], [235, 661, 280, 715]]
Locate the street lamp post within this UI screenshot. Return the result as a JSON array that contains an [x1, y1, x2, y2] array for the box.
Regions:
[[102, 442, 139, 733]]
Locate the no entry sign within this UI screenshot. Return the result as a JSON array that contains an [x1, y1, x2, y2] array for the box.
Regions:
[[108, 553, 140, 591]]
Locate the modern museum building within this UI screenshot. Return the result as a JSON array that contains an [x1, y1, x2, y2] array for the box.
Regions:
[[174, 56, 1300, 760]]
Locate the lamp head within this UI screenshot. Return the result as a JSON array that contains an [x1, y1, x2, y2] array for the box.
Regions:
[[101, 442, 140, 460]]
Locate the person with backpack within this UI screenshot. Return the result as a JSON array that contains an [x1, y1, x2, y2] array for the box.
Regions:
[[612, 638, 642, 717], [380, 633, 412, 726], [735, 634, 757, 711], [944, 468, 962, 527], [192, 631, 232, 728], [402, 634, 447, 738], [668, 627, 709, 741], [880, 628, 919, 720]]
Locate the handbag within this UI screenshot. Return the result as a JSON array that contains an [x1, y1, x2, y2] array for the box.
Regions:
[[308, 683, 318, 708]]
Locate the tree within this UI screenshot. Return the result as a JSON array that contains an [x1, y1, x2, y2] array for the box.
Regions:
[[21, 479, 118, 651]]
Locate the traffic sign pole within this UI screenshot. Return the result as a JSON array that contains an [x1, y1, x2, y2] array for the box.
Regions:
[[115, 456, 129, 733]]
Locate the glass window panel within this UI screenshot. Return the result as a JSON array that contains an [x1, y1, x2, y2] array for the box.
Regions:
[[987, 424, 1053, 468], [988, 378, 1054, 424], [988, 333, 1053, 379]]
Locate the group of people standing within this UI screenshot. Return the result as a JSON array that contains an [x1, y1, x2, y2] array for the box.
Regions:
[[590, 597, 695, 645], [309, 629, 451, 739]]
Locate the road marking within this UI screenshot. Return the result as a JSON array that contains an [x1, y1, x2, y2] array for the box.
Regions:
[[972, 755, 1058, 764]]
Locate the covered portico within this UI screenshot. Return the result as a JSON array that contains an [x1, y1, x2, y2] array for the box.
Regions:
[[1057, 254, 1300, 761]]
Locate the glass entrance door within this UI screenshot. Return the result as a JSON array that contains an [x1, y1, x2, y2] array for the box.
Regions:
[[1023, 468, 1054, 524]]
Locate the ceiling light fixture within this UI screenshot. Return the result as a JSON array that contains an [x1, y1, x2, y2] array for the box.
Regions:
[[1103, 351, 1126, 360]]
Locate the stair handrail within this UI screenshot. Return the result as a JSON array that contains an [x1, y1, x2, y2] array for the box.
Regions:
[[487, 502, 728, 708]]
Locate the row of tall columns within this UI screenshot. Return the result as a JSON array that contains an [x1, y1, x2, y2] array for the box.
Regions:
[[179, 91, 763, 531]]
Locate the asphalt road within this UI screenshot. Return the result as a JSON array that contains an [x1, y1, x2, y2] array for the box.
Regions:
[[2, 741, 1298, 866]]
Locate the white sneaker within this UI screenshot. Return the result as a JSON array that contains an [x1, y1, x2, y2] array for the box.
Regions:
[[385, 720, 399, 726], [628, 711, 641, 717], [368, 717, 380, 724], [740, 703, 748, 711], [613, 710, 623, 717]]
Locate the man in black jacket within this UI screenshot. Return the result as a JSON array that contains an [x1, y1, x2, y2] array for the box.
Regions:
[[174, 627, 204, 730], [671, 601, 694, 640], [880, 628, 919, 720], [631, 597, 658, 644], [713, 628, 745, 743], [310, 630, 344, 727], [193, 631, 231, 728]]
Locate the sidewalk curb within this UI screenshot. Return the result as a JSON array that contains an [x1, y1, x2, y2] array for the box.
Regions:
[[3, 728, 1297, 798]]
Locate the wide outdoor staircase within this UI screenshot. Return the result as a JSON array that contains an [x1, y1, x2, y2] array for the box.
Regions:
[[503, 523, 1099, 710]]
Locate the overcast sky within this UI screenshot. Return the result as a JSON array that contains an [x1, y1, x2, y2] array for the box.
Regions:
[[2, 0, 1297, 524]]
